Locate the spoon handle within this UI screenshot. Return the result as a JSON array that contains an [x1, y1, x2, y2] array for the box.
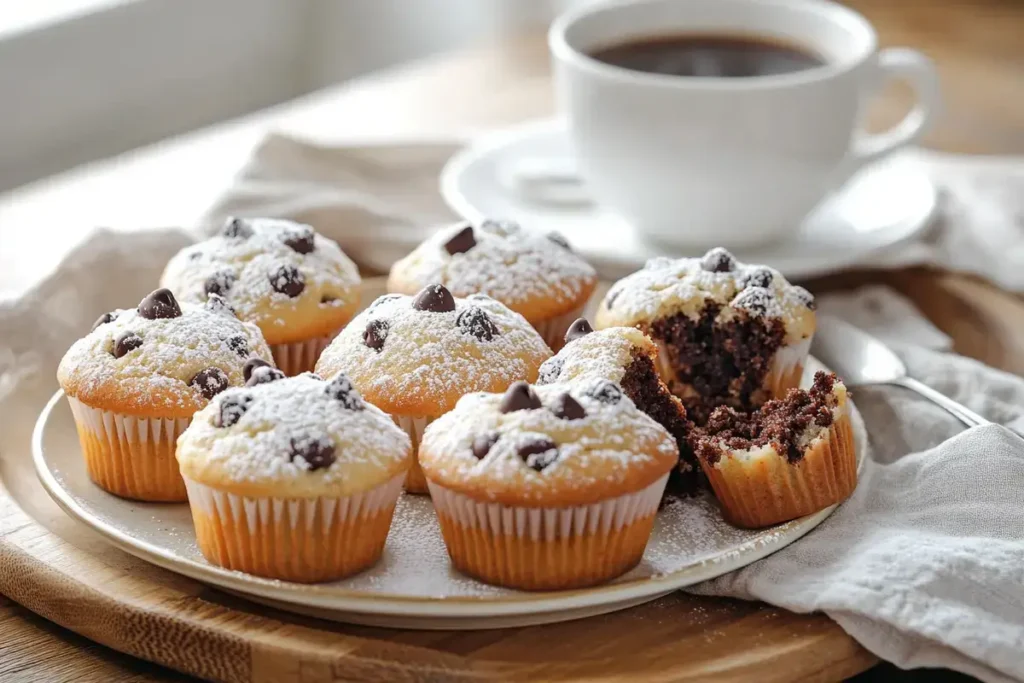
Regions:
[[895, 376, 991, 427]]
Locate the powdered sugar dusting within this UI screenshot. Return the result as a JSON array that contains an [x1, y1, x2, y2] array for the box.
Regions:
[[177, 374, 410, 492], [160, 218, 360, 330], [315, 292, 551, 410], [537, 326, 653, 386], [57, 299, 272, 411], [389, 221, 597, 309], [599, 250, 814, 341]]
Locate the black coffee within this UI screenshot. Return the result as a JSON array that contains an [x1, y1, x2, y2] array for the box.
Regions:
[[589, 34, 824, 78]]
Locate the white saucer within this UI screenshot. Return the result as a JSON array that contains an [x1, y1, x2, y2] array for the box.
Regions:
[[441, 119, 938, 280]]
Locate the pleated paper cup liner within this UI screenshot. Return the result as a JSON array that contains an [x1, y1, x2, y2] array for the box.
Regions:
[[530, 303, 587, 352], [67, 396, 189, 502], [392, 413, 434, 494], [702, 408, 857, 529], [270, 330, 341, 377], [765, 337, 812, 400], [183, 473, 405, 583], [426, 473, 669, 591]]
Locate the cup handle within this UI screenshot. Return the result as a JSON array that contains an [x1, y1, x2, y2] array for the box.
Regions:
[[840, 47, 940, 179]]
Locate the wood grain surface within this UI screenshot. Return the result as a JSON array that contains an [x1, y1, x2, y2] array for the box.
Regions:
[[2, 0, 1023, 680]]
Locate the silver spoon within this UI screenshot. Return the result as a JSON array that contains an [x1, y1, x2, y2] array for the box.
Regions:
[[811, 315, 989, 428]]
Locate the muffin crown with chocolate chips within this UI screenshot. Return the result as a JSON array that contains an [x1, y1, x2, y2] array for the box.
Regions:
[[176, 373, 411, 499], [418, 381, 678, 507], [595, 248, 815, 344], [160, 217, 361, 345], [387, 219, 598, 323], [58, 288, 274, 418], [315, 284, 552, 415]]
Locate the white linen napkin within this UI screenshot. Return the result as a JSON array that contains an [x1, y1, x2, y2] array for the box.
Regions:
[[3, 133, 1024, 682], [201, 133, 1024, 290]]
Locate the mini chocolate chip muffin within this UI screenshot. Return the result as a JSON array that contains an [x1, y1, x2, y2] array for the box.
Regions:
[[536, 318, 698, 494], [420, 380, 678, 590], [176, 372, 411, 582], [57, 288, 274, 502], [693, 372, 855, 528], [387, 219, 597, 350], [595, 248, 816, 425], [161, 217, 361, 375], [315, 283, 551, 494]]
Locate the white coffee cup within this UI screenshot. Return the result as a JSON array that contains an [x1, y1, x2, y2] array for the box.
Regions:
[[546, 0, 940, 248]]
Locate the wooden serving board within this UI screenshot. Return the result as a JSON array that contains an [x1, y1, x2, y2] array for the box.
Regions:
[[5, 267, 1024, 682]]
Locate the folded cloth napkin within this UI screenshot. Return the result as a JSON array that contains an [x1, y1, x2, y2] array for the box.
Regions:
[[201, 132, 1024, 290], [3, 133, 1024, 682]]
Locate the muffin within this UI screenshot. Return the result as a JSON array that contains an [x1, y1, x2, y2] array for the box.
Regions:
[[176, 372, 411, 582], [387, 219, 597, 350], [57, 288, 273, 501], [161, 216, 361, 375], [595, 248, 816, 425], [536, 318, 698, 494], [315, 284, 551, 493], [692, 372, 855, 528], [420, 380, 678, 590]]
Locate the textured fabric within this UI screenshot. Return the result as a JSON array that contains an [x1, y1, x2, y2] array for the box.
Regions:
[[3, 135, 1024, 682]]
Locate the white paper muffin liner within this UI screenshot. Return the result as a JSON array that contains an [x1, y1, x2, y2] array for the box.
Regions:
[[531, 303, 587, 351], [66, 396, 190, 501], [392, 413, 434, 493], [270, 330, 340, 376], [427, 473, 669, 543]]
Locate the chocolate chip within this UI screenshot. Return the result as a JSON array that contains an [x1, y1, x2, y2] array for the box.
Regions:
[[137, 288, 182, 320], [564, 318, 593, 344], [536, 357, 564, 385], [246, 365, 285, 387], [551, 392, 586, 420], [204, 270, 236, 297], [269, 264, 305, 298], [320, 294, 337, 305], [547, 231, 572, 250], [190, 367, 230, 399], [443, 224, 476, 255], [112, 332, 143, 358], [92, 311, 118, 331], [216, 393, 252, 428], [227, 336, 248, 358], [289, 435, 336, 471], [222, 217, 253, 239], [363, 319, 389, 351], [325, 373, 364, 410], [604, 288, 622, 310], [479, 218, 520, 237], [499, 381, 542, 413], [518, 437, 559, 471], [205, 293, 237, 317], [584, 380, 622, 405], [472, 432, 500, 459], [793, 285, 816, 310], [743, 268, 774, 289], [282, 225, 316, 254], [243, 358, 272, 382], [367, 294, 401, 312], [701, 247, 736, 273], [456, 306, 499, 341], [732, 286, 774, 315], [412, 284, 455, 313], [187, 250, 203, 261]]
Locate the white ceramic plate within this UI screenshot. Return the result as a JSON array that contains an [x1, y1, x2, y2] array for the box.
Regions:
[[441, 119, 938, 281], [34, 281, 866, 630]]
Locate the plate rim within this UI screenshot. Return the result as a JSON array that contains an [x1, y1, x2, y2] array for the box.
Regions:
[[439, 117, 938, 280], [33, 361, 865, 620]]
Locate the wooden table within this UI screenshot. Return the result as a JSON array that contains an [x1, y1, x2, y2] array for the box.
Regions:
[[2, 1, 1022, 680]]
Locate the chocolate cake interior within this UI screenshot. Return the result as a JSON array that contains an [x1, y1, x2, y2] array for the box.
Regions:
[[647, 303, 785, 425], [693, 371, 838, 465], [619, 350, 699, 494]]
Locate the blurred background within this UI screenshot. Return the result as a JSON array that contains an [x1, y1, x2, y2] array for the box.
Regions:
[[0, 0, 581, 192]]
